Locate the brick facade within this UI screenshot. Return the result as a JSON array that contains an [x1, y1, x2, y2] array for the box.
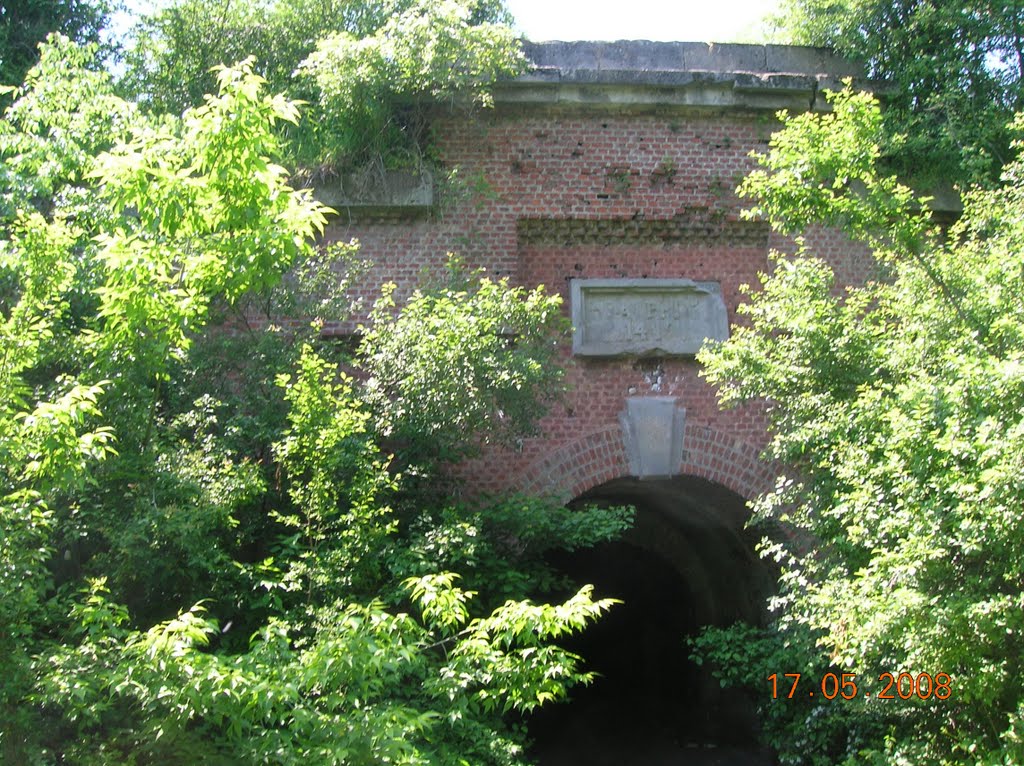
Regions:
[[320, 43, 876, 503]]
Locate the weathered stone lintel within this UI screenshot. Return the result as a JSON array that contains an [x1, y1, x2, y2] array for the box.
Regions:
[[314, 169, 433, 218], [619, 396, 687, 479]]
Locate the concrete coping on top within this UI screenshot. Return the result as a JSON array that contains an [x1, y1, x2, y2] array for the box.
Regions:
[[492, 40, 876, 111], [520, 40, 865, 79]]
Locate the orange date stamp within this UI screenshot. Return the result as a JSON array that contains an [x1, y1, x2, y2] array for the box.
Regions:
[[768, 672, 952, 701]]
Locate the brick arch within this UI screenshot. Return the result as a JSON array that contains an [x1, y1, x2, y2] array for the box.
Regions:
[[516, 423, 778, 503], [679, 424, 778, 502]]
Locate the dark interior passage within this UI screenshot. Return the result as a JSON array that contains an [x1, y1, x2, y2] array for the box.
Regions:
[[527, 476, 776, 766]]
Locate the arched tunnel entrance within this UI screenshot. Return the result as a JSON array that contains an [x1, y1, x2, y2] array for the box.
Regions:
[[527, 475, 776, 765]]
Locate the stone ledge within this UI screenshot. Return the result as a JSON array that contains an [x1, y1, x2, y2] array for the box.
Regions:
[[521, 41, 863, 77], [494, 78, 827, 112], [495, 40, 877, 111], [314, 169, 433, 217]]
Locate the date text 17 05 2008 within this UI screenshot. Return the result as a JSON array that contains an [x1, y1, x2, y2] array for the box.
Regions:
[[768, 672, 952, 700]]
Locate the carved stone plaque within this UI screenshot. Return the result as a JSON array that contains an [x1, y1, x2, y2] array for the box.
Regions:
[[570, 279, 728, 357]]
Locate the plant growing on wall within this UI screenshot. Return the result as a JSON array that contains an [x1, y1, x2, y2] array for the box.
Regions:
[[121, 0, 526, 175]]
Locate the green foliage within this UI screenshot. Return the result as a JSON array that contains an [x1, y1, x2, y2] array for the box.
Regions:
[[694, 88, 1024, 764], [690, 624, 882, 764], [737, 85, 933, 256], [0, 40, 625, 763], [0, 35, 133, 230], [124, 0, 330, 116], [97, 59, 328, 301], [273, 343, 397, 601], [121, 0, 453, 115], [0, 42, 126, 757], [391, 497, 635, 606], [299, 0, 525, 169], [121, 0, 524, 173], [776, 0, 1024, 186], [37, 575, 614, 765], [360, 265, 567, 466], [0, 0, 112, 89]]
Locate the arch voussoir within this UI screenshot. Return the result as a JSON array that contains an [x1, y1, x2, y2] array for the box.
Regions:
[[516, 422, 777, 503]]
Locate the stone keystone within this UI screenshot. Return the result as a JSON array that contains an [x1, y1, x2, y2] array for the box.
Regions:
[[619, 396, 686, 479]]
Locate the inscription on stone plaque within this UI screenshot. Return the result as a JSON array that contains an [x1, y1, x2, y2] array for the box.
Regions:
[[570, 279, 728, 357]]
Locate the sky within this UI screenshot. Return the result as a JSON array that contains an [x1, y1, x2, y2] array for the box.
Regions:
[[115, 0, 783, 45], [503, 0, 781, 43]]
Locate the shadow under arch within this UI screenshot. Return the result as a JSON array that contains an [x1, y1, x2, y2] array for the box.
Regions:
[[527, 474, 776, 766]]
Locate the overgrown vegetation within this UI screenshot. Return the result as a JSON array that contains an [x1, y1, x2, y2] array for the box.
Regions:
[[16, 2, 1024, 763], [692, 87, 1024, 765], [121, 0, 525, 175], [0, 0, 113, 88], [0, 39, 633, 763], [776, 0, 1024, 187]]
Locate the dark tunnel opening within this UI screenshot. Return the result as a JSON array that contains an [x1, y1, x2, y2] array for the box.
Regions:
[[527, 476, 776, 766]]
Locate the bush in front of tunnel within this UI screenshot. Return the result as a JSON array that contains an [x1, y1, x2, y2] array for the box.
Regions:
[[691, 86, 1024, 764], [689, 620, 888, 764], [388, 495, 635, 608], [40, 569, 618, 765], [37, 340, 619, 764]]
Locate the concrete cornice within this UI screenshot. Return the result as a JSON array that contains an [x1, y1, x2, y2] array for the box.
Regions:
[[494, 40, 879, 111]]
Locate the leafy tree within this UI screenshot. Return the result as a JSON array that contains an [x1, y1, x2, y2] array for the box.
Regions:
[[692, 86, 1024, 764], [121, 0, 524, 172], [35, 343, 620, 764], [360, 266, 566, 468], [0, 38, 628, 763], [0, 0, 113, 87], [776, 0, 1024, 186]]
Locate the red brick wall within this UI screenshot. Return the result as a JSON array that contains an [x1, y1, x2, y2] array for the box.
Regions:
[[323, 105, 873, 502]]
